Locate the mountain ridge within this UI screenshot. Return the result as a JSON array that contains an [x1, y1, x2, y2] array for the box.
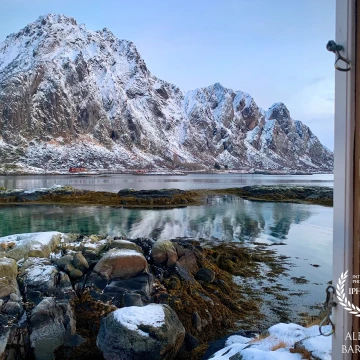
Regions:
[[0, 13, 333, 172]]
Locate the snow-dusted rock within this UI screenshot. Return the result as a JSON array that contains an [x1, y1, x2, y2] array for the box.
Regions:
[[19, 263, 74, 302], [293, 334, 331, 360], [97, 304, 185, 360], [0, 14, 332, 172], [0, 232, 63, 261], [209, 323, 332, 360]]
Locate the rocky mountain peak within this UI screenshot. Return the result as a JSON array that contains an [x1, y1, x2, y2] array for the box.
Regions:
[[0, 14, 333, 172], [266, 102, 291, 122], [37, 13, 78, 26]]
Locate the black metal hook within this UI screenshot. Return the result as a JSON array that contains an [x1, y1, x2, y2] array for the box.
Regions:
[[319, 285, 336, 336], [326, 40, 352, 72]]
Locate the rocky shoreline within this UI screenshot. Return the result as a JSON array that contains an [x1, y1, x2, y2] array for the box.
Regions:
[[0, 231, 330, 360], [0, 185, 333, 207], [213, 185, 333, 207]]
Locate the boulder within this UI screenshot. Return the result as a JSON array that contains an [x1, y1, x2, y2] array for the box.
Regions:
[[69, 269, 83, 280], [72, 252, 89, 273], [1, 232, 63, 261], [176, 249, 198, 275], [101, 273, 154, 307], [152, 241, 178, 267], [195, 268, 215, 283], [21, 258, 52, 273], [111, 240, 143, 253], [132, 238, 155, 259], [173, 243, 186, 258], [20, 264, 74, 302], [53, 255, 73, 270], [29, 297, 75, 360], [64, 263, 76, 274], [83, 240, 108, 259], [1, 301, 22, 316], [123, 293, 144, 307], [0, 257, 17, 279], [97, 304, 185, 360], [0, 258, 19, 298], [93, 249, 147, 280]]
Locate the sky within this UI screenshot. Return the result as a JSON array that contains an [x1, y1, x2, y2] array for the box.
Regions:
[[0, 0, 336, 150]]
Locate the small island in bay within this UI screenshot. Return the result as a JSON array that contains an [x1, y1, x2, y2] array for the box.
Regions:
[[0, 185, 333, 207]]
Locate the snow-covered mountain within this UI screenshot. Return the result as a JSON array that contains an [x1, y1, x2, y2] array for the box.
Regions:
[[0, 14, 333, 171]]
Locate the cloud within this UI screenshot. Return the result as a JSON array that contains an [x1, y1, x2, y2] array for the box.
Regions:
[[285, 76, 334, 150], [289, 76, 334, 119], [309, 76, 327, 85]]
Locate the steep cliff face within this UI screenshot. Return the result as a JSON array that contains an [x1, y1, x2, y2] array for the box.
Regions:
[[183, 84, 333, 170], [0, 14, 333, 171]]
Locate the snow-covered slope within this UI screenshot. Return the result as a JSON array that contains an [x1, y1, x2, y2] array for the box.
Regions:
[[0, 14, 333, 171]]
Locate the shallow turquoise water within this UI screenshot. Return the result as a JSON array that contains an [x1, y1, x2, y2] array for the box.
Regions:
[[0, 194, 332, 325]]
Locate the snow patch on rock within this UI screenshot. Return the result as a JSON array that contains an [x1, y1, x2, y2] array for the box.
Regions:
[[0, 232, 62, 247], [113, 304, 165, 337]]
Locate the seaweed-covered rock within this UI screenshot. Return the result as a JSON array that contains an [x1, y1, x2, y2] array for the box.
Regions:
[[195, 268, 215, 283], [176, 249, 199, 275], [117, 189, 186, 199], [97, 304, 185, 360], [239, 185, 333, 204]]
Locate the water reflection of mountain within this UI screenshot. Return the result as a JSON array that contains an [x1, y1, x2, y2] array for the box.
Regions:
[[0, 197, 313, 242], [125, 197, 313, 242]]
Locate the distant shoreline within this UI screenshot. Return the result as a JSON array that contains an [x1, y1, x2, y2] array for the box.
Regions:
[[0, 185, 333, 207], [0, 170, 334, 176]]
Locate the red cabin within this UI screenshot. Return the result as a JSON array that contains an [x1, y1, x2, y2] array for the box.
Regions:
[[69, 167, 87, 173]]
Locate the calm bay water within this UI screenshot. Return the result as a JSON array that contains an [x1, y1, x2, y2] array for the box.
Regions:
[[0, 173, 333, 192], [0, 174, 333, 324], [0, 195, 332, 320]]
